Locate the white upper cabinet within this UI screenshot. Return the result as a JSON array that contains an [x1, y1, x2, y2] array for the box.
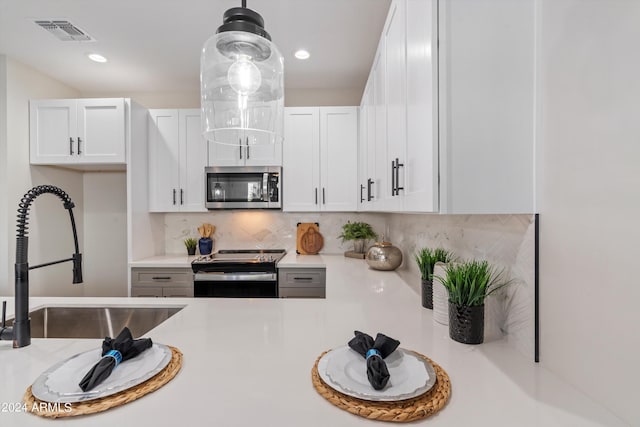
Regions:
[[283, 107, 358, 212], [359, 0, 535, 214], [208, 130, 282, 166], [385, 0, 408, 212], [404, 0, 438, 212], [30, 98, 125, 165], [148, 109, 207, 212], [438, 0, 535, 214]]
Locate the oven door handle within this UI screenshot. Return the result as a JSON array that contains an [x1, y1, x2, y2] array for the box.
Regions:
[[194, 272, 277, 282]]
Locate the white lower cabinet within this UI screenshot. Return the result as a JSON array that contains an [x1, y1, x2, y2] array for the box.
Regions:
[[148, 109, 207, 212], [30, 98, 126, 166], [283, 107, 358, 212]]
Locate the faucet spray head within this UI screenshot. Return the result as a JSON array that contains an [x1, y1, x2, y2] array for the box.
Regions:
[[73, 253, 83, 284]]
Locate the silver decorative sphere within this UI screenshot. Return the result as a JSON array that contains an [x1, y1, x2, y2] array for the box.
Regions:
[[366, 241, 403, 271]]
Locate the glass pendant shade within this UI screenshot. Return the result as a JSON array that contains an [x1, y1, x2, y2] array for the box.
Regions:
[[201, 7, 284, 146]]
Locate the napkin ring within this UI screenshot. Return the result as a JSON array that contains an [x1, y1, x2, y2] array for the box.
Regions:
[[365, 349, 381, 360], [103, 350, 123, 366]]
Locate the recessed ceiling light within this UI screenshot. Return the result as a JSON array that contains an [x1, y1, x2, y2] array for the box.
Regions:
[[87, 53, 107, 63], [294, 49, 310, 60]]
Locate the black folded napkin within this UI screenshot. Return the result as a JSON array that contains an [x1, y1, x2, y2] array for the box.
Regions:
[[348, 330, 400, 390], [79, 327, 153, 392]]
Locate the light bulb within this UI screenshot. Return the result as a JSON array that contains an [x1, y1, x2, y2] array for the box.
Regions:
[[227, 55, 262, 95]]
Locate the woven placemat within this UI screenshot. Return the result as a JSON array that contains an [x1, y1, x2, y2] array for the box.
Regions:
[[23, 345, 183, 418], [312, 350, 451, 422]]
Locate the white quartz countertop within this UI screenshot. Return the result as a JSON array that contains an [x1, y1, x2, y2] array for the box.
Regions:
[[129, 250, 328, 269], [129, 255, 196, 268], [0, 256, 626, 426]]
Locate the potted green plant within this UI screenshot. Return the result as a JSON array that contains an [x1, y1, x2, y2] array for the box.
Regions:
[[436, 260, 510, 344], [338, 221, 378, 254], [184, 238, 197, 256], [414, 248, 453, 309]]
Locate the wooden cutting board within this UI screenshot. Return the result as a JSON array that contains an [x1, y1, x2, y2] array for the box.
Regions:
[[296, 222, 324, 255]]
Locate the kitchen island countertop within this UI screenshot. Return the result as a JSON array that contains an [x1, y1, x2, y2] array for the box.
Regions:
[[0, 256, 626, 426]]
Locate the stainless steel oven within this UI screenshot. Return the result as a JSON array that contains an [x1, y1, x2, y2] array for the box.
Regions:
[[205, 166, 281, 210], [192, 250, 286, 298]]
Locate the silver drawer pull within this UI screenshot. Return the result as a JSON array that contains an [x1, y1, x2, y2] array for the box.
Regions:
[[152, 276, 171, 280], [293, 277, 313, 281]]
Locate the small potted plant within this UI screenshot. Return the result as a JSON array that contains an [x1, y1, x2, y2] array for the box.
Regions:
[[338, 221, 378, 254], [184, 238, 197, 256], [436, 260, 510, 344], [415, 248, 453, 309]]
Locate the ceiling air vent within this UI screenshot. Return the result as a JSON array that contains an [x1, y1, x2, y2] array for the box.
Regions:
[[34, 20, 95, 42]]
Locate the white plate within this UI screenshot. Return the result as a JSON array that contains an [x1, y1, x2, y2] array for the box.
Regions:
[[31, 343, 172, 403], [317, 346, 436, 401]]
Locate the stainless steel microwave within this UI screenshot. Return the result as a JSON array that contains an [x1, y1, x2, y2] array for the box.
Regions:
[[205, 166, 281, 209]]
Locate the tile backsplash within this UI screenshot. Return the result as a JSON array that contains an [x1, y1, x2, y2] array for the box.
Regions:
[[162, 211, 534, 359]]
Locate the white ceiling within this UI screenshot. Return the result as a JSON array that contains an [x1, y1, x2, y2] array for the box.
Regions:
[[0, 0, 391, 96]]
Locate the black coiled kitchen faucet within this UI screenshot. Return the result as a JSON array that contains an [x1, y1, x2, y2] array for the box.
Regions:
[[0, 185, 83, 348]]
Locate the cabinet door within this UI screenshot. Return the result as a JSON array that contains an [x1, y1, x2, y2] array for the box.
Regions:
[[131, 286, 163, 297], [208, 134, 244, 166], [29, 99, 77, 164], [385, 0, 407, 212], [404, 0, 438, 212], [373, 49, 390, 211], [358, 86, 370, 210], [179, 109, 207, 212], [148, 110, 180, 212], [245, 131, 283, 166], [438, 0, 535, 213], [162, 286, 194, 298], [320, 107, 358, 212], [283, 108, 320, 212], [76, 98, 125, 163]]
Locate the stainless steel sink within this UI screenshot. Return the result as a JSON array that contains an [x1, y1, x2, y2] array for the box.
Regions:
[[7, 305, 184, 339]]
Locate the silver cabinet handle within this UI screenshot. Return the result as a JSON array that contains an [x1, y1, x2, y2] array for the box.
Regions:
[[152, 276, 171, 281], [293, 277, 313, 281], [322, 188, 326, 205], [77, 137, 82, 155], [172, 189, 176, 205], [246, 137, 250, 159], [69, 137, 74, 155], [360, 184, 365, 203], [239, 138, 242, 159], [315, 188, 318, 205], [180, 189, 184, 205]]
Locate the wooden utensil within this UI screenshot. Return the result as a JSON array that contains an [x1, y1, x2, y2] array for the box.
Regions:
[[297, 223, 324, 255]]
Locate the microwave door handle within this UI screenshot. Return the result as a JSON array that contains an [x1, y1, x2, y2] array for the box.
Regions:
[[263, 173, 268, 202]]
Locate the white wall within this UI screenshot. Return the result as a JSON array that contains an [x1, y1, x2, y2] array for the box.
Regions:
[[82, 173, 127, 297], [0, 56, 8, 296], [538, 1, 640, 425], [2, 58, 84, 297]]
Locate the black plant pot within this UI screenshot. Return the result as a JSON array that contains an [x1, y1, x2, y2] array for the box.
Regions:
[[421, 279, 433, 309], [187, 247, 196, 256], [448, 302, 484, 344]]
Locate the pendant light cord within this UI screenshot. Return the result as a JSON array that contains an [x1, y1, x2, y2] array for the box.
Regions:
[[242, 0, 247, 8]]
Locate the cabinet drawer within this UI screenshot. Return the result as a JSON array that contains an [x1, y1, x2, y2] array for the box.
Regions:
[[131, 286, 163, 297], [278, 268, 326, 288], [279, 287, 325, 299], [131, 268, 192, 286], [162, 286, 194, 298]]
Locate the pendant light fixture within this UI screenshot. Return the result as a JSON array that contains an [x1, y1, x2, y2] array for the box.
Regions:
[[201, 0, 284, 146]]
